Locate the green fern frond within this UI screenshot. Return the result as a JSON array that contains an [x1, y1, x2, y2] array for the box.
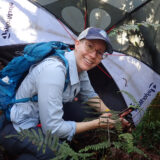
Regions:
[[5, 129, 59, 154], [118, 133, 145, 157], [5, 134, 19, 139], [119, 133, 134, 153], [50, 135, 59, 152], [53, 141, 93, 160], [6, 129, 93, 160], [100, 110, 123, 134], [113, 139, 146, 157], [132, 146, 147, 157], [112, 141, 122, 149], [119, 90, 140, 109], [79, 141, 111, 153], [119, 133, 133, 145]]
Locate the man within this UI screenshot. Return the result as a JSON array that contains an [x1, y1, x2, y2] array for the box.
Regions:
[[0, 27, 128, 160]]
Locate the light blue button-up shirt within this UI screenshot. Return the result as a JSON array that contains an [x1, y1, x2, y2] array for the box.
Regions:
[[10, 50, 97, 141]]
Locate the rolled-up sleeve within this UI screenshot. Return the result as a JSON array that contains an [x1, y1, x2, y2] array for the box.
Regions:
[[37, 61, 76, 141], [79, 71, 98, 102]]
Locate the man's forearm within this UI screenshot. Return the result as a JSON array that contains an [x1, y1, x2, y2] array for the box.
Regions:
[[75, 119, 99, 134], [75, 114, 115, 134]]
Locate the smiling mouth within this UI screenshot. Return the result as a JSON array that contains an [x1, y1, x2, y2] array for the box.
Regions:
[[84, 57, 93, 65]]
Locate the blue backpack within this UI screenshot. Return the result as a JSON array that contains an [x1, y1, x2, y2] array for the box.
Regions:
[[0, 41, 70, 129]]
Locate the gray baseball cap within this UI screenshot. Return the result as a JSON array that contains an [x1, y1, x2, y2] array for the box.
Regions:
[[77, 27, 113, 54]]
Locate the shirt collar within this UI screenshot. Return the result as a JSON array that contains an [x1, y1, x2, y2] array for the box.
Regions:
[[65, 50, 86, 85]]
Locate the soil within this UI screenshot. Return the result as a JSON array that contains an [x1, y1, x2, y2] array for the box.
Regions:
[[70, 129, 160, 160]]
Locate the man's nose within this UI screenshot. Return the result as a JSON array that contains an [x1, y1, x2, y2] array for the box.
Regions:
[[89, 50, 97, 58]]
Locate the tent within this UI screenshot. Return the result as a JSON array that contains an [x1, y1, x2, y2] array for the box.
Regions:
[[0, 0, 160, 125]]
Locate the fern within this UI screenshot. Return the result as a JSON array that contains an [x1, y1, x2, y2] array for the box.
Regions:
[[81, 97, 102, 118], [133, 92, 160, 154], [114, 133, 146, 157], [6, 129, 59, 154], [79, 141, 111, 153], [6, 129, 93, 160], [119, 90, 140, 109], [118, 133, 134, 153], [112, 141, 122, 149], [107, 110, 123, 134], [100, 110, 123, 134], [53, 141, 93, 160]]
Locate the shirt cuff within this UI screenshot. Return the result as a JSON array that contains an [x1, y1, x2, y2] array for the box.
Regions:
[[66, 121, 76, 141]]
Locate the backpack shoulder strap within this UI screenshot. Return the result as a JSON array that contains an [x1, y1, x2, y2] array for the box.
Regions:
[[14, 42, 70, 102], [0, 41, 70, 121]]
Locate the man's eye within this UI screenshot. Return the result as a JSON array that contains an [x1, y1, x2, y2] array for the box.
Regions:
[[97, 51, 103, 55], [87, 43, 93, 49]]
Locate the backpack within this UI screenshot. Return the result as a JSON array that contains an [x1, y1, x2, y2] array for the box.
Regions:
[[0, 41, 70, 129]]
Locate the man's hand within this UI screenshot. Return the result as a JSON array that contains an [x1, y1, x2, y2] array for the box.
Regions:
[[99, 113, 115, 128], [120, 117, 131, 128], [99, 113, 131, 129]]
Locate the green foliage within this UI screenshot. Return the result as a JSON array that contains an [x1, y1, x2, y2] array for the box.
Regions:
[[79, 141, 111, 153], [77, 131, 146, 158], [6, 92, 157, 159], [6, 129, 59, 154], [6, 129, 93, 160], [119, 133, 134, 153], [134, 116, 160, 153], [52, 141, 93, 160], [109, 21, 160, 36], [133, 92, 160, 154], [133, 93, 160, 154], [117, 133, 145, 156], [119, 90, 140, 109], [80, 94, 146, 158], [106, 110, 123, 134]]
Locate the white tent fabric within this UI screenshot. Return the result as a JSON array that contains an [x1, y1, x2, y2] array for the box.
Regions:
[[1, 0, 159, 125], [0, 0, 76, 46], [102, 52, 160, 125]]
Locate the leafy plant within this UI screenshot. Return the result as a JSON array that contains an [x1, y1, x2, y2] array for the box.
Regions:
[[79, 94, 147, 158], [6, 129, 93, 160], [133, 92, 160, 154], [5, 92, 151, 160], [119, 90, 140, 110], [109, 22, 160, 36], [113, 133, 146, 156], [79, 140, 111, 153]]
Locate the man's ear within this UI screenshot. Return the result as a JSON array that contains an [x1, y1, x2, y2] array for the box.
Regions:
[[75, 40, 79, 46], [74, 40, 80, 50]]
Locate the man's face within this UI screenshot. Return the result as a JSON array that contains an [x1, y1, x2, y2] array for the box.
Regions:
[[74, 39, 106, 72]]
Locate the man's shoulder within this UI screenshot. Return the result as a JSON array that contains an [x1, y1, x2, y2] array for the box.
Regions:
[[30, 56, 66, 75], [41, 56, 66, 67]]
